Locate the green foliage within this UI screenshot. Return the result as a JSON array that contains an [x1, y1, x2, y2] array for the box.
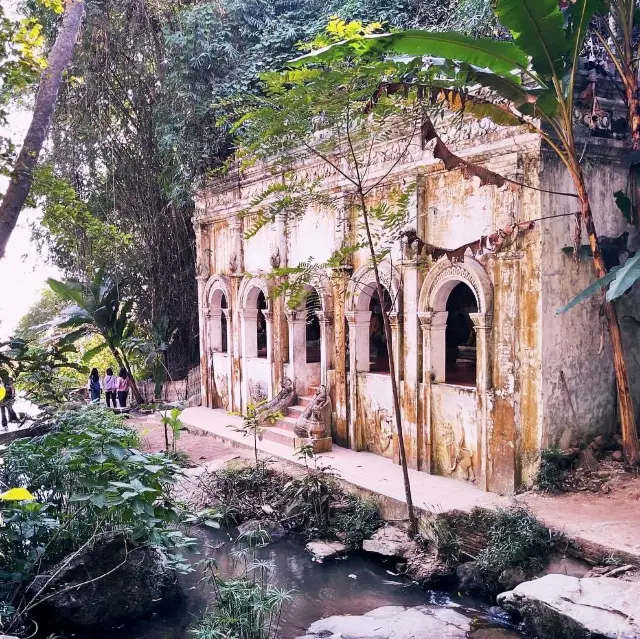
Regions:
[[232, 403, 282, 467], [476, 504, 564, 574], [29, 165, 132, 278], [536, 448, 570, 493], [0, 336, 86, 405], [0, 408, 193, 619], [160, 407, 183, 455], [332, 494, 381, 547], [418, 513, 461, 565], [195, 531, 294, 639]]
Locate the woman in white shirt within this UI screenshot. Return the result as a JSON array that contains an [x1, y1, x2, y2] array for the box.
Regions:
[[104, 368, 117, 408], [116, 368, 130, 408]]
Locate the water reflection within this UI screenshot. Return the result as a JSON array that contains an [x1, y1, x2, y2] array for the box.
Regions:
[[91, 529, 523, 639]]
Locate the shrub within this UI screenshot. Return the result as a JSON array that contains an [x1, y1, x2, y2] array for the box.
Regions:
[[536, 448, 569, 492], [0, 407, 193, 629], [476, 504, 562, 574], [332, 495, 381, 547]]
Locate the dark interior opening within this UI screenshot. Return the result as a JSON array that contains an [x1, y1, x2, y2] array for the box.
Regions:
[[257, 291, 268, 359], [369, 287, 392, 374], [221, 294, 228, 353], [306, 290, 322, 363], [445, 282, 478, 386]]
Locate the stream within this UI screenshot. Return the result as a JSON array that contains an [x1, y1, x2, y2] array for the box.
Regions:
[[92, 529, 525, 639]]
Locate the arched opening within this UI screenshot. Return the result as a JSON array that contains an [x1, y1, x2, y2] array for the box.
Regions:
[[209, 287, 230, 354], [305, 289, 321, 363], [256, 291, 268, 359], [445, 282, 477, 386], [369, 287, 392, 374]]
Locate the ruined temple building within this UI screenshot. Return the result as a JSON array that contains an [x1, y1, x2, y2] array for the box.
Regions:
[[193, 94, 640, 495]]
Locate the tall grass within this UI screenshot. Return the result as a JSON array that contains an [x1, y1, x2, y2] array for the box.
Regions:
[[194, 529, 294, 639]]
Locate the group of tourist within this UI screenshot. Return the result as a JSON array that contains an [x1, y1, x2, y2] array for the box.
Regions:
[[88, 367, 130, 408]]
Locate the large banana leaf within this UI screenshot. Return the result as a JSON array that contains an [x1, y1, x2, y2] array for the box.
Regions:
[[557, 265, 621, 314], [82, 341, 108, 363], [495, 0, 567, 77], [47, 278, 87, 308], [291, 31, 531, 80], [607, 252, 640, 301]]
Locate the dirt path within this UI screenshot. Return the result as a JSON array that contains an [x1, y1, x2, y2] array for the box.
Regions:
[[521, 478, 640, 559], [129, 415, 250, 465]]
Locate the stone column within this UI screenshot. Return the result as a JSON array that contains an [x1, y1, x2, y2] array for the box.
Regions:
[[418, 313, 432, 473], [196, 274, 209, 407], [346, 310, 369, 451], [315, 311, 335, 387], [222, 308, 233, 411], [470, 312, 493, 491], [285, 308, 307, 397], [263, 309, 275, 400], [240, 308, 257, 412], [230, 216, 244, 274], [424, 311, 448, 383], [209, 309, 223, 352]]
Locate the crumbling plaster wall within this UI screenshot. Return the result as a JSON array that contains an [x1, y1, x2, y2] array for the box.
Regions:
[[540, 140, 640, 448]]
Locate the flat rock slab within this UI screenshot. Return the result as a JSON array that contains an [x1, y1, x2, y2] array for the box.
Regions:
[[362, 526, 415, 558], [296, 605, 472, 639], [305, 539, 347, 562], [498, 574, 640, 639]]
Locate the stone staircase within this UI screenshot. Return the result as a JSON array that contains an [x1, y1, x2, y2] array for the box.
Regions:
[[260, 390, 315, 447]]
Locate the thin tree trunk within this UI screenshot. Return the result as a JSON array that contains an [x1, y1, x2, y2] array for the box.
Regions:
[[0, 0, 85, 258], [574, 171, 640, 464], [358, 191, 418, 536]]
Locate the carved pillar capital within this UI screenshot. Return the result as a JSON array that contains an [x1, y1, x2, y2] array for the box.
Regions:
[[418, 311, 448, 331], [315, 311, 334, 325], [262, 309, 273, 322], [470, 312, 493, 331], [388, 312, 401, 328]]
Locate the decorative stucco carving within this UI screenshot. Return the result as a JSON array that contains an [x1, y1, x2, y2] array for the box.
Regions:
[[377, 408, 394, 452], [294, 385, 331, 439], [254, 378, 294, 423], [249, 380, 267, 405], [432, 265, 481, 305], [228, 252, 238, 273], [215, 373, 229, 409], [441, 423, 475, 482], [270, 247, 281, 269]]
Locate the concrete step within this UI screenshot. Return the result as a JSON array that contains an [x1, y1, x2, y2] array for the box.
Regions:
[[273, 416, 297, 432], [261, 426, 297, 447], [298, 395, 314, 408], [287, 405, 305, 418]]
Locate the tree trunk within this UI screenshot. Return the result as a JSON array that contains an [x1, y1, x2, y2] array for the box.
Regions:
[[359, 192, 418, 536], [0, 0, 85, 259], [574, 172, 640, 464]]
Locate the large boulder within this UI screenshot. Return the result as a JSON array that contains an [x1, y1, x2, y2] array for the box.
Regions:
[[305, 539, 347, 562], [29, 532, 179, 629], [497, 574, 640, 639], [296, 605, 472, 639], [363, 527, 415, 558]]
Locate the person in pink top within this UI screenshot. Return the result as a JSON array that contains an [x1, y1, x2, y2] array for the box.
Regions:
[[116, 367, 130, 408]]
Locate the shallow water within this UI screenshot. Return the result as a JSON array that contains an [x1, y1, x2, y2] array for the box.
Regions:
[[92, 529, 524, 639]]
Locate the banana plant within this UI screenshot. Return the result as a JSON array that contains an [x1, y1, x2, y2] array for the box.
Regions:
[[291, 1, 640, 463], [46, 269, 142, 404]]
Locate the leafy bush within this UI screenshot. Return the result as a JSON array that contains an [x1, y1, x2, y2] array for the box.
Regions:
[[194, 529, 294, 639], [476, 505, 562, 574], [0, 407, 193, 627], [536, 448, 569, 492], [332, 495, 380, 547]]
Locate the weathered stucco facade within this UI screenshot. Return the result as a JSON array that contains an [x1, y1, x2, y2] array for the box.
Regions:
[[194, 114, 640, 495]]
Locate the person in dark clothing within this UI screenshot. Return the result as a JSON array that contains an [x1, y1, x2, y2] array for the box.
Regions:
[[116, 367, 130, 408], [88, 368, 101, 404], [1, 377, 18, 427]]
